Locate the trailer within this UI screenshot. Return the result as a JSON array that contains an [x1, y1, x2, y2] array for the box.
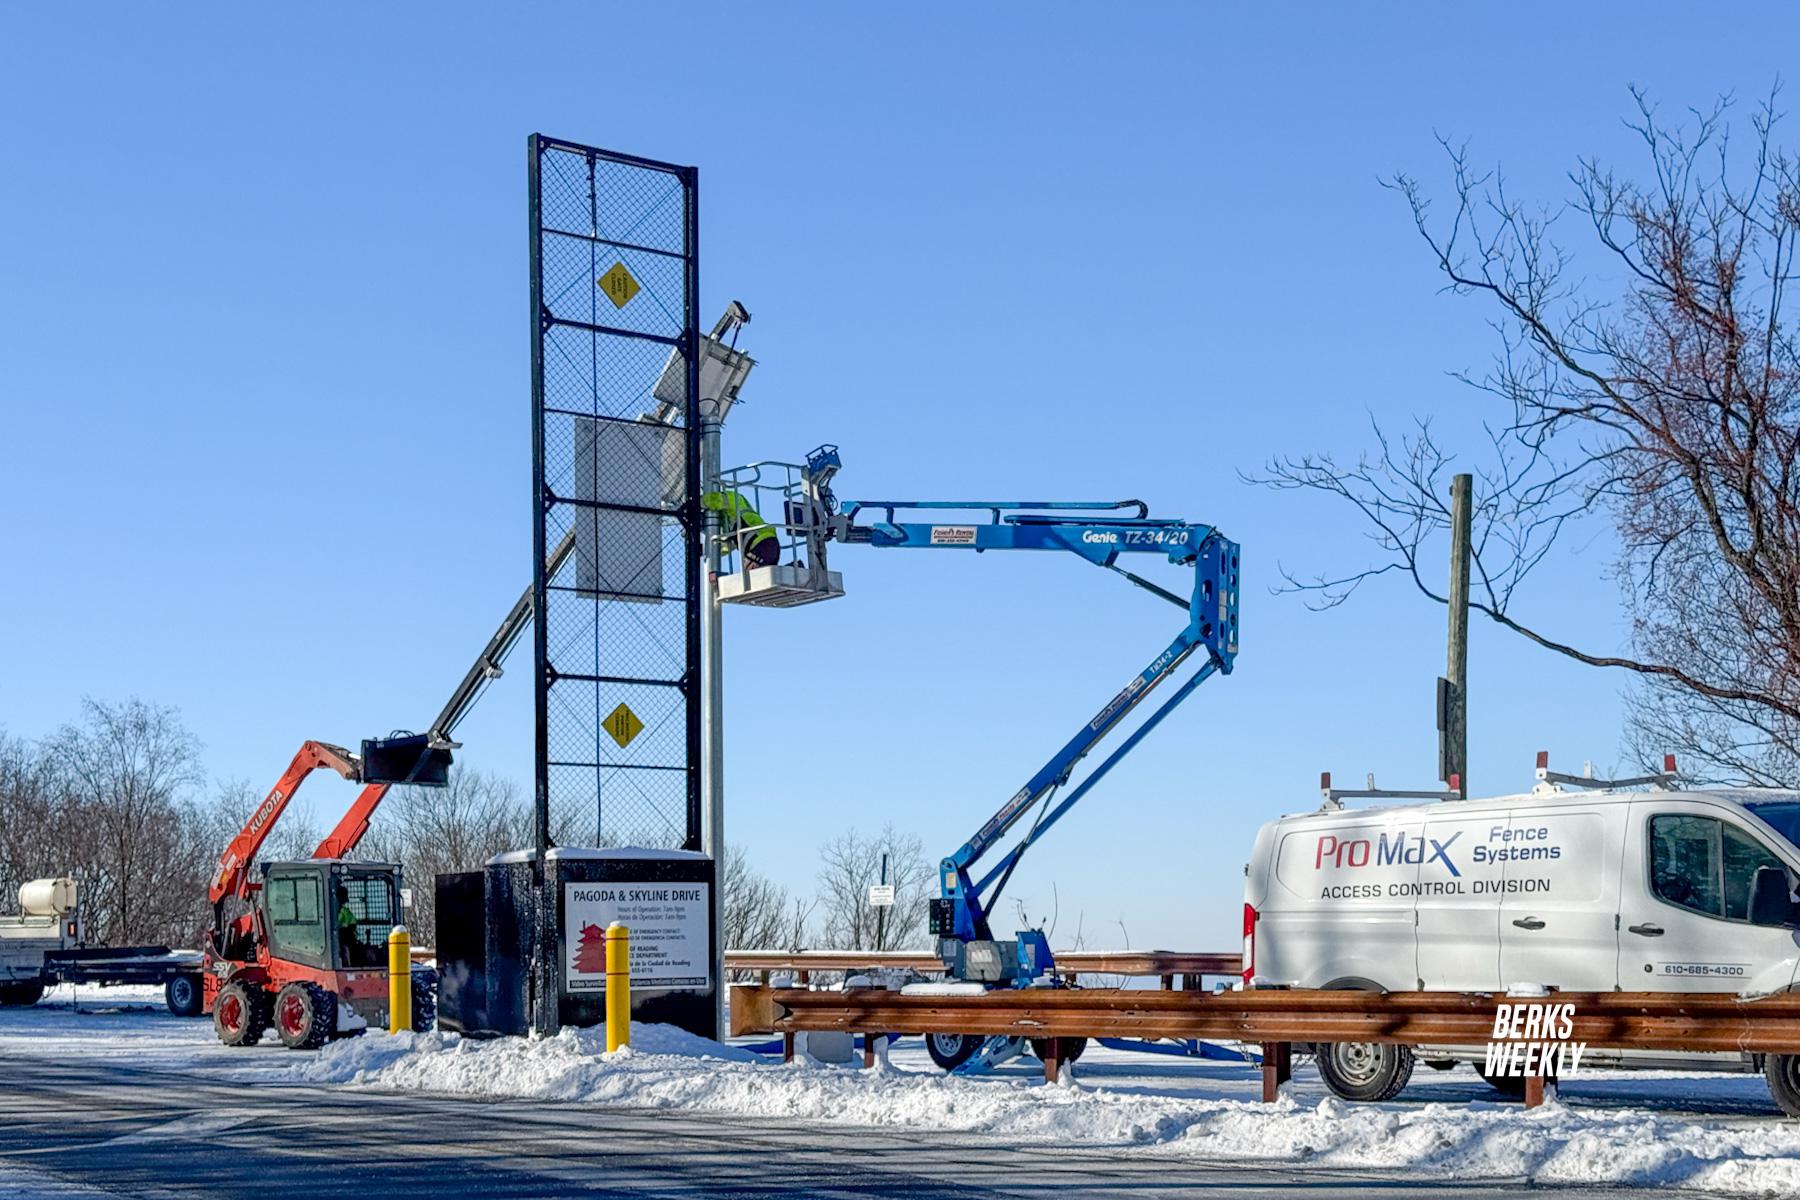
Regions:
[[0, 878, 206, 1016]]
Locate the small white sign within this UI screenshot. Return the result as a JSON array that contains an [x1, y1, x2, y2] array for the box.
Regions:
[[565, 881, 711, 991], [929, 526, 978, 546], [867, 884, 896, 907]]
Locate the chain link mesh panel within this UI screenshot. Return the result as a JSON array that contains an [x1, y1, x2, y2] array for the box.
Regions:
[[530, 137, 700, 854]]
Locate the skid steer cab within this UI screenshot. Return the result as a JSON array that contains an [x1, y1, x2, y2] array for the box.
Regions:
[[203, 859, 435, 1050]]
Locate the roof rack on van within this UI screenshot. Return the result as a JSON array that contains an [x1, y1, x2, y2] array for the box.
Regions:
[[1318, 772, 1462, 812], [1532, 751, 1678, 795]]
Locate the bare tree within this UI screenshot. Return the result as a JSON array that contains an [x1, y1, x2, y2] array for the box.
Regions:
[[3, 705, 541, 952], [42, 698, 208, 946], [206, 777, 324, 863], [180, 778, 329, 936], [0, 729, 71, 905], [815, 825, 930, 951], [357, 768, 527, 947], [1256, 87, 1800, 784], [722, 847, 813, 953]]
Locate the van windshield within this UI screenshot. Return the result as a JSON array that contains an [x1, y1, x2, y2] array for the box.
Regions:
[[1743, 800, 1800, 851]]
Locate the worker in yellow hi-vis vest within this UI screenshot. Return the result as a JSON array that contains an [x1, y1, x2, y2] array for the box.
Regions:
[[703, 490, 780, 568]]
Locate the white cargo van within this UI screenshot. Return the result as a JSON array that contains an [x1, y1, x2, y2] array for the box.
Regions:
[[1243, 783, 1800, 1112]]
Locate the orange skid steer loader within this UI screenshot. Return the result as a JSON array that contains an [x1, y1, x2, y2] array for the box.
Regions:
[[203, 738, 445, 1049]]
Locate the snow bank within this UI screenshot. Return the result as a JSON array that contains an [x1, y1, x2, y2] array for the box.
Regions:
[[288, 1025, 1800, 1195]]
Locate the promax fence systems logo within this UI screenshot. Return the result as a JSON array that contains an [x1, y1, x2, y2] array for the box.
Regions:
[[1484, 1002, 1587, 1080]]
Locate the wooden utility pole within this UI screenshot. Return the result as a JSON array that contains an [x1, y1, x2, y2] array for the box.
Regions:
[[1439, 473, 1472, 798]]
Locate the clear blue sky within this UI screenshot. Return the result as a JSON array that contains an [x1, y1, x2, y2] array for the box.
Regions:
[[3, 4, 1793, 949]]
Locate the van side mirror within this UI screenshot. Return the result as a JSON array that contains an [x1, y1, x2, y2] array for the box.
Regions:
[[1748, 866, 1795, 926]]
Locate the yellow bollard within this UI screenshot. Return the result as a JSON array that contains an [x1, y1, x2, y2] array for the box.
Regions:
[[388, 925, 412, 1034], [605, 921, 630, 1051]]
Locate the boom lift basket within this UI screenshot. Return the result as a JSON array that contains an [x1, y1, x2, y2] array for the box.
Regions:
[[715, 448, 845, 608], [717, 562, 844, 608], [359, 734, 453, 787]]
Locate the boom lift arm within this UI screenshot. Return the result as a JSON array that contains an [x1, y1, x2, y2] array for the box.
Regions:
[[834, 497, 1240, 983]]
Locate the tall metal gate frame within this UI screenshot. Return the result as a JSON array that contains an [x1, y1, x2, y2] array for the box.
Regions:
[[527, 135, 702, 1035]]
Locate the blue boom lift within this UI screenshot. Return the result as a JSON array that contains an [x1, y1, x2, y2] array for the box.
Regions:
[[718, 446, 1240, 995]]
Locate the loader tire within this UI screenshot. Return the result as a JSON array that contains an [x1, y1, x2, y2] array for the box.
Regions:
[[0, 981, 46, 1007], [1030, 1037, 1088, 1066], [213, 981, 270, 1047], [410, 970, 437, 1033], [274, 982, 336, 1050], [165, 974, 204, 1018], [1316, 1040, 1414, 1103], [1765, 1053, 1800, 1118]]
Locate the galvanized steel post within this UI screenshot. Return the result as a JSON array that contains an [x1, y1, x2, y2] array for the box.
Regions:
[[701, 401, 726, 1040]]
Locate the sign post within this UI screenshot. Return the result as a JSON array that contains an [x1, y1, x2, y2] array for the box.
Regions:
[[870, 852, 892, 951]]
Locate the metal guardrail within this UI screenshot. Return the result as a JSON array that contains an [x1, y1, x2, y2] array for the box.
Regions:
[[730, 984, 1800, 1101], [409, 948, 1241, 980], [723, 949, 1241, 985]]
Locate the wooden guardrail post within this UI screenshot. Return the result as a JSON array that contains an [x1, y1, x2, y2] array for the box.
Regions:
[[1260, 1042, 1292, 1102], [1042, 1037, 1064, 1083], [1524, 1069, 1545, 1108]]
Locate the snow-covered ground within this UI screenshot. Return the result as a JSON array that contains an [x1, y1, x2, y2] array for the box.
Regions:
[[0, 984, 252, 1073], [9, 984, 1800, 1195]]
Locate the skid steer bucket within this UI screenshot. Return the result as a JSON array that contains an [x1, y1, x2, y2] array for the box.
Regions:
[[360, 734, 453, 786]]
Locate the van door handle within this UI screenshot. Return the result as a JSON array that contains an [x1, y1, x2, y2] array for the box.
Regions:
[[1511, 917, 1546, 930], [1628, 923, 1665, 937]]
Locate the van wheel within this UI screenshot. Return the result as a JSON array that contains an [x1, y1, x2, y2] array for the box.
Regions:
[[1316, 1041, 1414, 1102], [1765, 1054, 1800, 1117]]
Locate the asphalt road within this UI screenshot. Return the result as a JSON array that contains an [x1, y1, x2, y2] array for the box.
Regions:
[[0, 1045, 1719, 1199]]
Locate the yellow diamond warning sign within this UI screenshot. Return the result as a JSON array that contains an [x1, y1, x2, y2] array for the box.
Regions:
[[597, 261, 640, 308], [603, 702, 645, 749]]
